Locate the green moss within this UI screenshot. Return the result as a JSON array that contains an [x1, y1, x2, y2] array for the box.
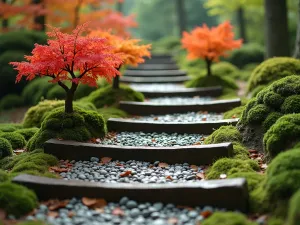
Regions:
[[206, 158, 259, 179], [97, 107, 128, 121], [0, 182, 38, 217], [249, 183, 268, 213], [228, 172, 264, 192], [16, 221, 47, 225], [0, 123, 22, 132], [262, 112, 283, 132], [202, 212, 256, 225], [281, 95, 300, 114], [27, 107, 107, 151], [288, 190, 300, 225], [86, 85, 144, 108], [0, 132, 26, 149], [11, 162, 47, 173], [262, 91, 285, 109], [251, 85, 267, 98], [223, 106, 245, 119], [0, 94, 24, 110], [14, 128, 39, 141], [0, 170, 8, 182], [247, 57, 300, 94], [204, 126, 242, 144], [0, 137, 13, 159], [267, 217, 285, 225], [264, 114, 300, 158], [23, 100, 97, 128], [9, 170, 58, 179], [210, 62, 240, 79], [247, 104, 270, 124], [231, 142, 250, 160]]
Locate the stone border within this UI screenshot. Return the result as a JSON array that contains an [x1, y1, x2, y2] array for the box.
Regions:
[[128, 64, 179, 70], [144, 59, 175, 64], [138, 86, 223, 98], [44, 139, 233, 165], [12, 174, 248, 212], [119, 99, 241, 115], [107, 118, 239, 134], [124, 70, 187, 77], [120, 76, 190, 84]]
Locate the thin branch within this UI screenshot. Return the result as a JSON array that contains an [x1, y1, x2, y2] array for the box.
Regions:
[[58, 81, 69, 92]]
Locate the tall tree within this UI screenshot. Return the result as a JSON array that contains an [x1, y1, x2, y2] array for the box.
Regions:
[[175, 0, 186, 36], [264, 0, 290, 58], [32, 0, 45, 31], [236, 7, 247, 43], [1, 0, 8, 29], [294, 0, 300, 58]]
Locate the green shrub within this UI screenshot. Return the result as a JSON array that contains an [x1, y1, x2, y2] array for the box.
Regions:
[[202, 212, 256, 225], [0, 137, 13, 159], [247, 57, 300, 94], [27, 107, 107, 150], [45, 85, 65, 100], [152, 36, 180, 54], [227, 43, 264, 69], [86, 85, 144, 108], [23, 100, 96, 128], [14, 128, 39, 141], [288, 190, 300, 225], [0, 182, 38, 217], [0, 94, 24, 110], [211, 62, 240, 79], [206, 158, 259, 179], [97, 107, 128, 121], [0, 170, 8, 182], [228, 172, 264, 192], [264, 114, 300, 158], [204, 126, 242, 144], [0, 123, 23, 132], [0, 132, 26, 149], [224, 106, 245, 119]]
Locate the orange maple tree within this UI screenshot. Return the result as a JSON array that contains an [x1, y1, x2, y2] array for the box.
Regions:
[[10, 23, 123, 113], [89, 30, 151, 88], [181, 21, 242, 76]]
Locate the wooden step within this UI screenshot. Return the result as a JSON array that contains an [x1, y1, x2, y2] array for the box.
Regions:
[[124, 70, 187, 77], [120, 76, 190, 84], [128, 64, 179, 70]]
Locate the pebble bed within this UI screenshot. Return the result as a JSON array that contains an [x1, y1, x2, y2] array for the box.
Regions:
[[147, 97, 214, 105], [60, 158, 206, 184], [99, 132, 205, 147], [28, 197, 221, 225], [130, 112, 223, 123], [130, 83, 187, 92]]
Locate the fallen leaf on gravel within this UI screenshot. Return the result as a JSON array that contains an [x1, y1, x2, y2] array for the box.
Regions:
[[190, 165, 198, 171], [168, 217, 179, 224], [89, 138, 97, 143], [101, 157, 112, 164], [232, 115, 236, 119], [95, 208, 104, 213], [68, 211, 75, 218], [193, 142, 202, 145], [49, 166, 69, 173], [48, 211, 59, 218], [201, 118, 207, 121], [93, 199, 107, 208], [116, 162, 124, 167], [120, 170, 132, 177], [57, 138, 64, 141], [201, 210, 212, 218], [166, 175, 173, 180], [112, 207, 125, 216], [196, 172, 205, 180], [154, 117, 158, 121], [82, 197, 107, 208], [177, 205, 194, 211], [152, 139, 156, 142], [158, 162, 169, 168], [48, 199, 70, 211]]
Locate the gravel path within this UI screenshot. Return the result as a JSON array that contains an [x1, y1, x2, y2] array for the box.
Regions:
[[28, 197, 221, 225], [98, 132, 205, 147], [147, 97, 214, 105], [60, 158, 207, 184], [130, 84, 187, 92], [129, 112, 223, 123]]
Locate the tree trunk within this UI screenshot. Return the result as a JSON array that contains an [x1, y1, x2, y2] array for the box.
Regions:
[[206, 59, 212, 76], [294, 0, 300, 58], [65, 83, 78, 113], [175, 0, 186, 36], [264, 0, 290, 58], [116, 1, 122, 12], [113, 76, 120, 89], [32, 0, 45, 31], [237, 7, 247, 43], [1, 0, 8, 29]]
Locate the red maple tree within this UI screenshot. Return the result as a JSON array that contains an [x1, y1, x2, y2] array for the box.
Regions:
[[181, 21, 242, 76], [10, 23, 123, 113]]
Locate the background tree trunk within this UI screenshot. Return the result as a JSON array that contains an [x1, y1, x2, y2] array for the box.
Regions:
[[205, 59, 212, 76], [175, 0, 186, 36], [116, 1, 123, 12], [1, 0, 8, 29], [294, 0, 300, 58], [264, 0, 290, 58], [237, 7, 247, 43], [32, 0, 45, 31]]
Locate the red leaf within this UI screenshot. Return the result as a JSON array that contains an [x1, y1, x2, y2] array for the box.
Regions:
[[101, 157, 112, 164], [82, 197, 107, 209], [166, 175, 173, 181], [168, 217, 179, 224], [190, 165, 198, 171], [201, 210, 212, 218], [120, 170, 132, 177], [116, 162, 124, 167], [49, 166, 69, 173], [158, 162, 169, 168], [48, 211, 59, 218], [47, 199, 69, 211], [112, 207, 125, 216], [196, 173, 205, 180]]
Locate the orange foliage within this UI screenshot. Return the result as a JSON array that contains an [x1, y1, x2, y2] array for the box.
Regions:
[[181, 21, 242, 62]]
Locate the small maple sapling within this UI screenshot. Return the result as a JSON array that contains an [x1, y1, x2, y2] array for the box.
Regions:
[[89, 30, 151, 89], [181, 21, 242, 76], [10, 23, 122, 113]]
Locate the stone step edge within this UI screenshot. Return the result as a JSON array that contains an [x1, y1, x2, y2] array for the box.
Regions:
[[120, 76, 190, 84], [44, 140, 233, 165], [12, 174, 249, 212]]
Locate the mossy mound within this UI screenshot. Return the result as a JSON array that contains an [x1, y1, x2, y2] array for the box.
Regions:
[[0, 132, 26, 149], [0, 137, 13, 159], [224, 106, 245, 119], [263, 114, 300, 158], [0, 123, 23, 132], [206, 158, 259, 179], [15, 222, 47, 225], [238, 76, 300, 152], [202, 212, 256, 225], [247, 57, 300, 94], [0, 182, 38, 217], [97, 107, 128, 121], [23, 100, 96, 128], [85, 85, 144, 108], [0, 94, 24, 110], [210, 62, 240, 79], [14, 128, 39, 141], [288, 190, 300, 225], [27, 107, 107, 151], [0, 170, 9, 182], [228, 172, 264, 192]]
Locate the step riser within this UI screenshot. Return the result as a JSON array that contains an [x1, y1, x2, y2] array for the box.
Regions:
[[128, 64, 179, 70], [120, 76, 190, 84], [124, 70, 187, 77]]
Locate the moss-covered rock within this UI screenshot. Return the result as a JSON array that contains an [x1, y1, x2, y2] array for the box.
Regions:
[[0, 137, 13, 159], [85, 85, 144, 109], [0, 132, 26, 149], [97, 107, 128, 121], [23, 100, 96, 128], [202, 212, 256, 225], [264, 114, 300, 158], [288, 190, 300, 225], [281, 95, 300, 114], [224, 106, 245, 119], [206, 158, 259, 179], [14, 128, 39, 141], [247, 57, 300, 94], [27, 107, 107, 151], [0, 94, 24, 110], [210, 62, 240, 79], [0, 123, 22, 132], [0, 182, 38, 217], [228, 172, 264, 192], [0, 170, 8, 182]]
